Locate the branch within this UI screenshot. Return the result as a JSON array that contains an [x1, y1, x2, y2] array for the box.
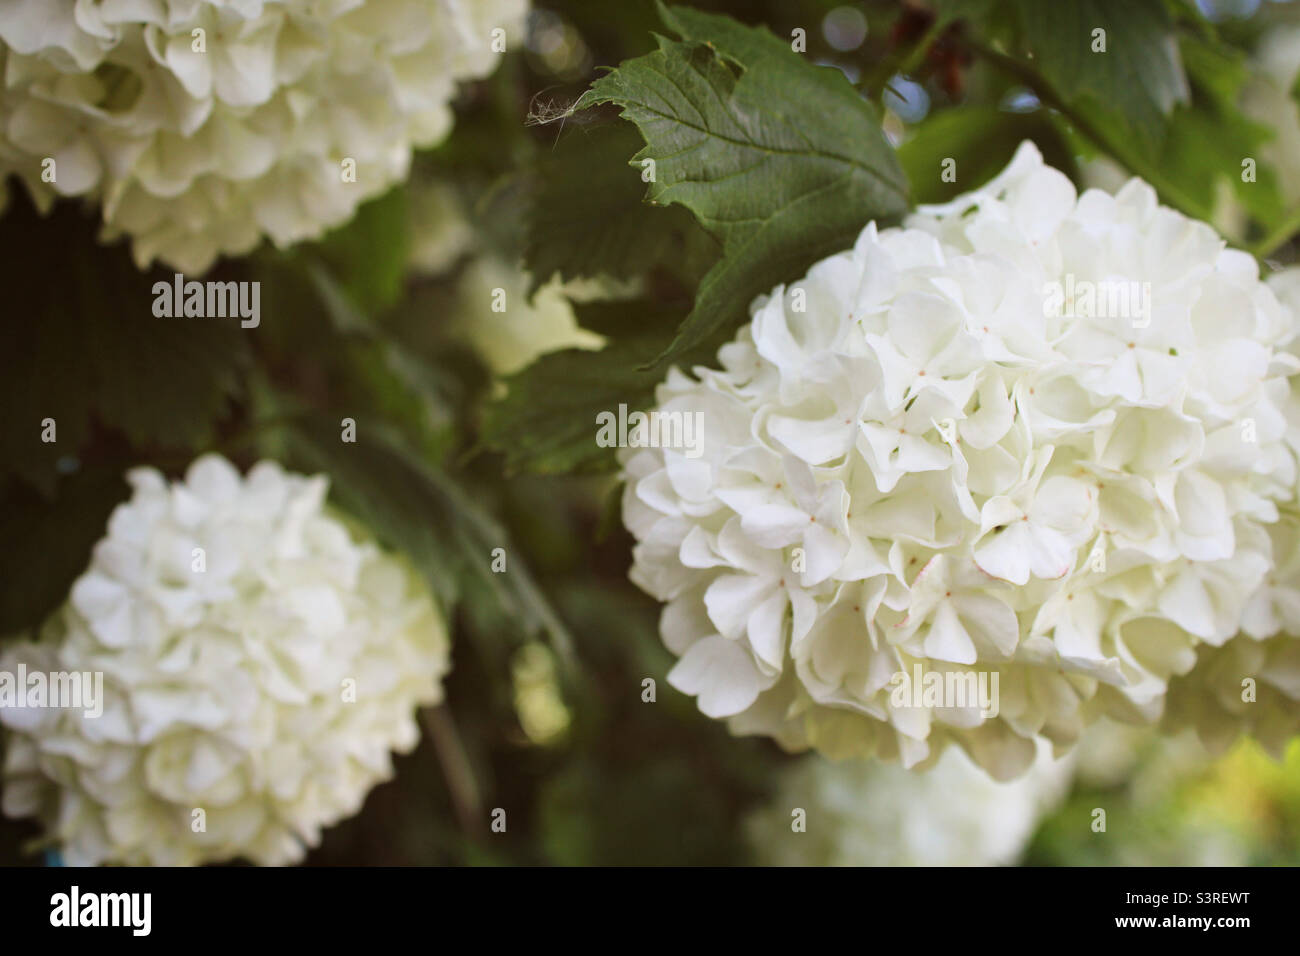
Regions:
[[1249, 203, 1300, 261], [421, 703, 485, 840]]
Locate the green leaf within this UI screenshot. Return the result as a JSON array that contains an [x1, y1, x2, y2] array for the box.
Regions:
[[481, 297, 728, 476], [281, 416, 573, 660], [1158, 104, 1281, 231], [344, 339, 464, 463], [0, 469, 129, 636], [575, 3, 908, 368], [0, 195, 248, 495], [525, 120, 717, 294], [1178, 31, 1247, 113], [249, 255, 490, 466], [1010, 0, 1189, 150], [482, 333, 668, 476], [898, 106, 1079, 204], [308, 185, 412, 316], [569, 298, 685, 338], [1167, 35, 1284, 233]]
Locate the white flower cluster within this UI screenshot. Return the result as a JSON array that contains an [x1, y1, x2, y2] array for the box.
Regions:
[[622, 142, 1300, 779], [0, 455, 450, 865], [747, 742, 1072, 866], [0, 0, 526, 273]]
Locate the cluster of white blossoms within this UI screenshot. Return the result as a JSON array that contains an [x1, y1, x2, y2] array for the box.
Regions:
[[0, 0, 526, 273], [747, 742, 1072, 866], [622, 141, 1300, 779], [0, 455, 450, 866]]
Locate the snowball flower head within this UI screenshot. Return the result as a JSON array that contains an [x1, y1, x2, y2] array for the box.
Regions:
[[747, 742, 1071, 866], [0, 455, 450, 865], [0, 0, 526, 272], [621, 141, 1300, 779]]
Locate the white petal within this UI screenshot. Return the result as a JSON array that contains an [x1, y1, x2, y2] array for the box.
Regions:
[[667, 635, 764, 718]]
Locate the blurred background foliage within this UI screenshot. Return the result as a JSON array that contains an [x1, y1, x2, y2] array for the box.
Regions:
[[4, 0, 1300, 865]]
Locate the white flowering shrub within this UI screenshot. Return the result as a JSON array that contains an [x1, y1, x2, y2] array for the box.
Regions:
[[0, 0, 526, 273], [5, 0, 1300, 868], [0, 455, 450, 865], [747, 742, 1072, 866], [621, 142, 1300, 779]]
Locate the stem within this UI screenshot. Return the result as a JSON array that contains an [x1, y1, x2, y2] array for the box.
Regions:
[[895, 19, 945, 83], [421, 704, 485, 839], [1249, 203, 1300, 261], [861, 18, 944, 101]]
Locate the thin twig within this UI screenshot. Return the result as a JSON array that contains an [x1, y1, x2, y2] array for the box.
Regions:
[[421, 703, 485, 839], [861, 18, 945, 101], [1249, 203, 1300, 261]]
